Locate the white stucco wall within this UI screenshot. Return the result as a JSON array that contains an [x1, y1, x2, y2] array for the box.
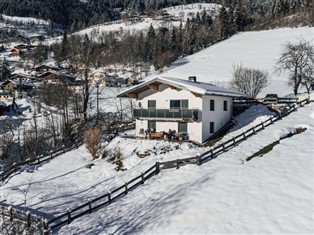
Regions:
[[135, 84, 203, 142], [201, 96, 233, 142], [134, 84, 234, 143]]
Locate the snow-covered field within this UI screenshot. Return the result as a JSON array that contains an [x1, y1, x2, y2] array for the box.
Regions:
[[156, 27, 314, 97], [1, 14, 49, 25], [1, 94, 313, 234]]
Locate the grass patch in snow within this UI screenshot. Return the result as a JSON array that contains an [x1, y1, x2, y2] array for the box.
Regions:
[[246, 127, 307, 161]]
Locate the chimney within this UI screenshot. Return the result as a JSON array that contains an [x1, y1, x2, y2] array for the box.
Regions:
[[188, 76, 196, 82]]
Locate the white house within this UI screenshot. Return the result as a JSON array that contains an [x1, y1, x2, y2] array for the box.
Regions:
[[117, 77, 245, 144]]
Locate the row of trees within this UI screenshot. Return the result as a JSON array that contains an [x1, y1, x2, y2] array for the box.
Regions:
[[1, 0, 312, 32], [230, 38, 314, 98]]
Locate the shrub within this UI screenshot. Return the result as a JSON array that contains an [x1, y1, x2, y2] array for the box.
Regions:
[[84, 125, 102, 160]]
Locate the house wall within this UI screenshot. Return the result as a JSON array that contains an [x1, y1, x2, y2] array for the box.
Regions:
[[201, 96, 233, 142], [136, 84, 203, 143]]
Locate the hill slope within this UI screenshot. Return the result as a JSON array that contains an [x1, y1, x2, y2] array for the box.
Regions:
[[156, 27, 314, 97]]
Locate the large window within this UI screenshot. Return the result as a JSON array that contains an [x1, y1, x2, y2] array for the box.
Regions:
[[148, 120, 156, 131], [210, 122, 215, 133], [148, 100, 156, 109], [170, 99, 188, 109], [223, 100, 228, 111], [210, 99, 215, 111], [178, 122, 187, 133]]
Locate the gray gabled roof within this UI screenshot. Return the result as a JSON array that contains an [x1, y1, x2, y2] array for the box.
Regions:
[[117, 77, 246, 98]]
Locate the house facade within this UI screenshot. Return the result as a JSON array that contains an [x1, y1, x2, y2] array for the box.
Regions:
[[117, 77, 245, 144]]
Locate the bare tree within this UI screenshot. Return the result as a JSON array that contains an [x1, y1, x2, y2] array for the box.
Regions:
[[301, 65, 314, 95], [67, 34, 98, 122], [275, 39, 314, 95], [230, 64, 269, 98], [84, 125, 102, 160]]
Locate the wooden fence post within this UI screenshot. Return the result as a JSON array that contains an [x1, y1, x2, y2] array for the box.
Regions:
[[211, 148, 214, 157], [252, 126, 256, 134], [196, 154, 201, 166], [62, 145, 65, 153], [67, 209, 71, 224], [9, 207, 13, 221], [233, 137, 236, 146], [108, 193, 111, 204], [125, 182, 128, 194], [155, 162, 160, 174], [222, 143, 226, 152], [50, 150, 53, 159], [43, 219, 49, 235], [141, 172, 145, 184], [243, 131, 246, 140], [176, 159, 180, 169], [88, 200, 92, 214], [26, 211, 31, 228], [261, 122, 265, 129]]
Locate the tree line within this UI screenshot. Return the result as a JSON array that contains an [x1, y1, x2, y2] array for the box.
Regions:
[[1, 0, 311, 32]]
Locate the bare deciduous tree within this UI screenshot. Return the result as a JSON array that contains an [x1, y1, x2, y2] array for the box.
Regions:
[[84, 125, 102, 160], [301, 65, 314, 95], [230, 64, 269, 98], [275, 39, 314, 95]]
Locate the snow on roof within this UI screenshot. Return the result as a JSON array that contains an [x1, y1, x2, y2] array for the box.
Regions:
[[117, 77, 245, 98]]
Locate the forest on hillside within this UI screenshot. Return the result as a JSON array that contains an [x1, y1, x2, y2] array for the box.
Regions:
[[1, 0, 312, 31]]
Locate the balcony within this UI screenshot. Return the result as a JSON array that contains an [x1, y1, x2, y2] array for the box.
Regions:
[[133, 108, 199, 121]]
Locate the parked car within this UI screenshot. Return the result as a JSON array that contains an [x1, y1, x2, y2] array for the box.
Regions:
[[264, 94, 278, 103]]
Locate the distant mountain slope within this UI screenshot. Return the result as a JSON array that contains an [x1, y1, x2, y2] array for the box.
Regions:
[[157, 27, 314, 97]]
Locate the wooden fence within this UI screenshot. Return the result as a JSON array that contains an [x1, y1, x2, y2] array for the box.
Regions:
[[47, 163, 158, 230], [0, 140, 83, 182], [1, 98, 309, 233], [0, 122, 135, 183], [0, 205, 49, 234]]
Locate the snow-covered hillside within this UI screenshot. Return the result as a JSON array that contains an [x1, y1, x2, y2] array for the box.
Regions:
[[58, 96, 313, 234], [1, 14, 49, 25], [156, 27, 314, 97], [48, 3, 221, 44]]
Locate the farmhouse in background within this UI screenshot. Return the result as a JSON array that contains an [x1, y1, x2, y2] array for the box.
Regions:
[[0, 79, 34, 91], [117, 77, 245, 144]]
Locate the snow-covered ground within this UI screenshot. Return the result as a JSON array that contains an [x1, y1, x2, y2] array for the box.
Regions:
[[46, 3, 221, 45], [59, 95, 314, 235], [0, 25, 313, 234], [1, 14, 49, 25], [1, 93, 313, 234], [155, 27, 314, 97]]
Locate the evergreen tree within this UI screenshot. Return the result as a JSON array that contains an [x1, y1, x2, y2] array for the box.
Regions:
[[0, 59, 10, 82]]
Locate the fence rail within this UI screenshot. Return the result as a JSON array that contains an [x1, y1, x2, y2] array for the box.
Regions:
[[1, 98, 309, 233], [0, 140, 83, 182], [47, 163, 158, 230], [0, 205, 49, 234]]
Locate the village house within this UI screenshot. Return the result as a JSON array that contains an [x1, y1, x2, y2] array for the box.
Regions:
[[39, 71, 76, 84], [33, 64, 60, 74], [88, 70, 106, 84], [117, 77, 245, 144], [10, 48, 21, 57], [0, 79, 34, 92]]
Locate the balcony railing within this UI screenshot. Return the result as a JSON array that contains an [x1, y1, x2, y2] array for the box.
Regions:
[[133, 108, 198, 121]]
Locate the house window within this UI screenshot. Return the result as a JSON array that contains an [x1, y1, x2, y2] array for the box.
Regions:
[[170, 100, 188, 109], [210, 100, 215, 111], [148, 121, 156, 131], [139, 128, 144, 135], [178, 122, 187, 133], [224, 100, 228, 111], [148, 100, 156, 109], [210, 122, 215, 133]]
